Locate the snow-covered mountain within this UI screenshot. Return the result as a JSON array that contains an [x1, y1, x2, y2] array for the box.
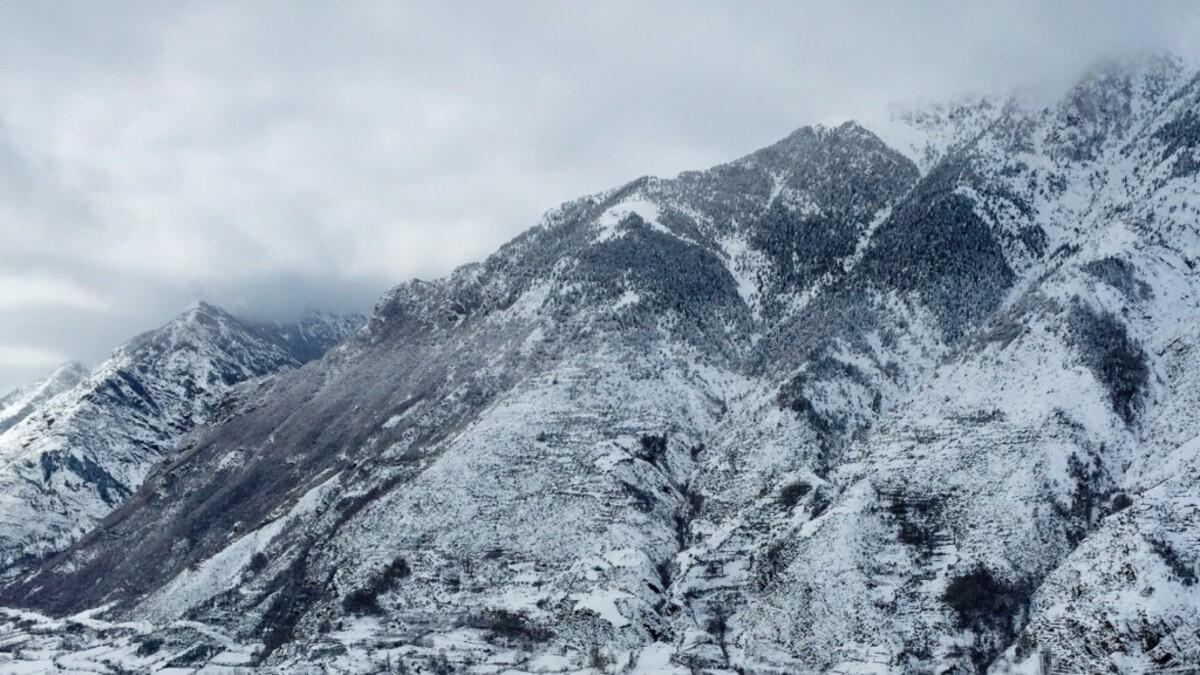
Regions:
[[0, 55, 1198, 674], [0, 302, 361, 569], [0, 362, 86, 436]]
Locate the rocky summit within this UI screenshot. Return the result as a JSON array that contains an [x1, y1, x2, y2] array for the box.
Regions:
[[0, 55, 1198, 674]]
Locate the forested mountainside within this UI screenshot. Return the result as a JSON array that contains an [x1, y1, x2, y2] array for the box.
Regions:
[[0, 55, 1197, 674], [0, 303, 360, 569]]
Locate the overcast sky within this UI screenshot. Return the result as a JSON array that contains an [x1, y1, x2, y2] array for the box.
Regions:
[[1, 1, 1199, 391]]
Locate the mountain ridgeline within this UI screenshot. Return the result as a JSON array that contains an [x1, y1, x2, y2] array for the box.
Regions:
[[0, 56, 1198, 674], [0, 361, 86, 436], [0, 303, 361, 568]]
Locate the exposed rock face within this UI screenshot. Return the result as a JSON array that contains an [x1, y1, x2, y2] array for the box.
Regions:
[[0, 56, 1198, 674], [0, 303, 361, 568]]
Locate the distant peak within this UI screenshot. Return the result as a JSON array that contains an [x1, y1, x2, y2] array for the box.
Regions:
[[186, 300, 220, 314], [180, 300, 235, 323], [751, 121, 894, 167], [831, 119, 870, 135], [1079, 50, 1185, 83], [50, 361, 87, 378], [1059, 51, 1187, 109]]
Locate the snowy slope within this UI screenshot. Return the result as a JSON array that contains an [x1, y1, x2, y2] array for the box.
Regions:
[[0, 303, 361, 568], [0, 362, 86, 436], [711, 54, 1200, 674], [0, 55, 1198, 675]]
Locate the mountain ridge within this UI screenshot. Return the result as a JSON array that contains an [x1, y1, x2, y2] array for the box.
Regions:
[[0, 56, 1198, 673], [0, 361, 86, 437], [0, 302, 362, 569]]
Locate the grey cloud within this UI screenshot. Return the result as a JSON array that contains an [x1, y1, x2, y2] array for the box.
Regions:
[[1, 0, 1198, 390]]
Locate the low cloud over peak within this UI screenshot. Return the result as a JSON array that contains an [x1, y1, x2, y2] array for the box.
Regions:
[[2, 1, 1198, 390]]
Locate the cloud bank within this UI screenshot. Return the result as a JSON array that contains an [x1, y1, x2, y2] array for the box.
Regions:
[[1, 0, 1198, 390]]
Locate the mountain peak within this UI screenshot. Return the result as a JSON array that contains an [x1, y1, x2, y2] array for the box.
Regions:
[[0, 361, 88, 436], [0, 301, 361, 567], [180, 299, 235, 322], [751, 119, 898, 164], [44, 360, 87, 382], [183, 298, 219, 313]]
